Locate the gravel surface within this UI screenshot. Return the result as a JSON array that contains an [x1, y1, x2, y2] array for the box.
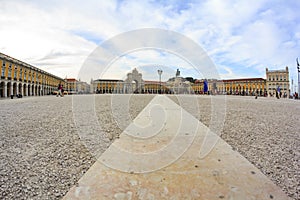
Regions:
[[0, 95, 153, 200], [219, 96, 299, 200], [0, 94, 299, 199], [170, 95, 300, 200]]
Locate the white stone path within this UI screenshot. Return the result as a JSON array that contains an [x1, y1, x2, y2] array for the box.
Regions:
[[64, 95, 290, 200]]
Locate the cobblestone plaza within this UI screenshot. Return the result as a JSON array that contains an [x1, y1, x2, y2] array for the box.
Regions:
[[0, 95, 299, 199]]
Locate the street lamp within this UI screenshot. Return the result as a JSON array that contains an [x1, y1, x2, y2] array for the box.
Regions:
[[157, 69, 163, 94], [297, 58, 300, 96]]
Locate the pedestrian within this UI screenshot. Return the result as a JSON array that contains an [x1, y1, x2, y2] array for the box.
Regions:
[[57, 83, 62, 97], [276, 86, 280, 99], [61, 85, 64, 97]]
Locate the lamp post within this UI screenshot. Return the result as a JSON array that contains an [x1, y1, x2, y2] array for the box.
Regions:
[[157, 69, 163, 94], [297, 58, 300, 97], [298, 66, 300, 97]]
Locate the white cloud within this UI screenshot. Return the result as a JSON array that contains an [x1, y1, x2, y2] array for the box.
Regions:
[[0, 0, 299, 84]]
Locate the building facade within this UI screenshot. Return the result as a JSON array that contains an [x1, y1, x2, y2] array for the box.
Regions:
[[65, 78, 90, 94], [166, 76, 193, 94], [192, 78, 267, 96], [90, 69, 269, 96], [91, 79, 124, 94], [1, 53, 290, 98], [91, 69, 145, 94], [266, 67, 289, 97], [0, 52, 64, 98], [91, 79, 171, 94]]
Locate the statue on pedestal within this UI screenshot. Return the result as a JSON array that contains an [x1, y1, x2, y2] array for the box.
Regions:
[[176, 69, 180, 77]]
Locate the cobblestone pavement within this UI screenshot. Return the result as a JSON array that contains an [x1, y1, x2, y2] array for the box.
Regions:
[[170, 95, 300, 200], [0, 95, 299, 199]]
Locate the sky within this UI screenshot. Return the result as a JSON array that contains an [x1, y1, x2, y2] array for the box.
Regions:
[[1, 0, 300, 85]]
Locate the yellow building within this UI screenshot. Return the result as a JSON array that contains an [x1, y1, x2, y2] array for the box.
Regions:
[[91, 79, 124, 94], [192, 78, 267, 96], [91, 79, 170, 94], [65, 78, 77, 94], [0, 52, 64, 98], [218, 78, 266, 96], [65, 78, 90, 94], [266, 67, 289, 97]]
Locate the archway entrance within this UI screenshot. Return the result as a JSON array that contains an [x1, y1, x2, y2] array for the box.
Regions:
[[7, 82, 11, 97], [32, 85, 34, 96], [13, 82, 17, 96], [0, 82, 4, 97], [18, 83, 22, 96], [124, 68, 144, 93], [28, 85, 31, 96], [23, 84, 27, 96]]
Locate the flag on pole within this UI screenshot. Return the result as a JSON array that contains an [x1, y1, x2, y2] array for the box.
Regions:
[[203, 79, 208, 93]]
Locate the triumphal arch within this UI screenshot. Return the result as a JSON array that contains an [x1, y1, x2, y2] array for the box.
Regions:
[[124, 68, 144, 93]]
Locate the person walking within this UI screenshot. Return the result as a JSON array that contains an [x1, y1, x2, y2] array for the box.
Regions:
[[61, 85, 64, 97], [57, 83, 62, 97], [276, 86, 280, 99]]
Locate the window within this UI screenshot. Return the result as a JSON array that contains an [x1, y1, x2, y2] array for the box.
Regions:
[[14, 66, 18, 78], [8, 63, 12, 78], [1, 60, 5, 76], [20, 68, 23, 79]]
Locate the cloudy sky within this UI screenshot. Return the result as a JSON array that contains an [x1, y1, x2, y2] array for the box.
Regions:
[[1, 0, 300, 84]]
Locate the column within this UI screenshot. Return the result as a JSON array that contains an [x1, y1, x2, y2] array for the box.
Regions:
[[16, 82, 19, 96], [4, 81, 7, 98], [25, 85, 28, 96], [10, 82, 13, 96], [20, 83, 23, 96], [32, 85, 35, 96]]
